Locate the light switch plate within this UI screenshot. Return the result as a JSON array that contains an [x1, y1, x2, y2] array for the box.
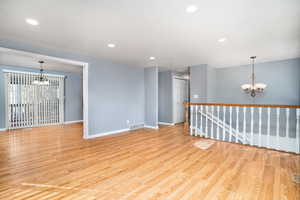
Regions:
[[193, 94, 199, 99]]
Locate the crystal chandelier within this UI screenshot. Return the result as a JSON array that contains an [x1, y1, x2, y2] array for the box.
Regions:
[[241, 56, 267, 97], [33, 61, 49, 85]]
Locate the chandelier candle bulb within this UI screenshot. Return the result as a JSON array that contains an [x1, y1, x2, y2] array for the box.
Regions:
[[241, 56, 267, 97]]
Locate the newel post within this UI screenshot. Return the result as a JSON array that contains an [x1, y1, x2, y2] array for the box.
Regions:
[[184, 102, 190, 135]]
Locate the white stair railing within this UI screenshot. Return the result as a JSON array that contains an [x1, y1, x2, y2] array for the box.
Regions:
[[188, 103, 300, 154], [198, 108, 249, 144]]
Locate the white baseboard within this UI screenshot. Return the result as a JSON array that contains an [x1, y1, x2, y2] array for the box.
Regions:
[[64, 120, 83, 124], [86, 128, 130, 139], [0, 128, 7, 132], [144, 125, 159, 129], [158, 122, 175, 126], [87, 124, 160, 139]]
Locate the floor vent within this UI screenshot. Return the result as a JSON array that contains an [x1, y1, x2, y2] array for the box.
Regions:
[[193, 140, 215, 150], [129, 124, 144, 130]]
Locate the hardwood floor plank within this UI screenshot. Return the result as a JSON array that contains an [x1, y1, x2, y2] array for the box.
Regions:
[[0, 123, 299, 199]]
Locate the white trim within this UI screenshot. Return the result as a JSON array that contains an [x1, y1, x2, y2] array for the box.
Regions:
[[174, 75, 189, 80], [144, 125, 159, 129], [4, 73, 8, 129], [1, 47, 89, 139], [172, 75, 175, 124], [155, 67, 159, 131], [86, 128, 130, 139], [82, 63, 89, 139], [158, 122, 175, 126], [2, 69, 66, 78], [173, 77, 188, 124], [0, 47, 87, 66], [64, 120, 83, 124], [0, 128, 7, 132]]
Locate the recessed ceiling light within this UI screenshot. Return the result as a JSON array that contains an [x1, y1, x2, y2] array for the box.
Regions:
[[186, 5, 198, 13], [149, 57, 156, 60], [218, 38, 227, 42], [107, 43, 116, 48], [26, 18, 39, 26]]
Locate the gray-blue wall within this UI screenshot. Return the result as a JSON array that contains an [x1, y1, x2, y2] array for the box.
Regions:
[[65, 72, 83, 122], [213, 58, 300, 105], [144, 67, 158, 127], [0, 40, 145, 136], [158, 71, 173, 123], [190, 64, 207, 103], [0, 65, 83, 129], [89, 62, 144, 133], [190, 58, 300, 140], [190, 58, 300, 105]]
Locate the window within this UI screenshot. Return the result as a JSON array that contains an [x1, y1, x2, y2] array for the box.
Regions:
[[4, 71, 65, 129]]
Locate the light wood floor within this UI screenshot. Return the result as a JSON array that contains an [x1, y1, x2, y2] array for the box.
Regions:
[[0, 123, 299, 200]]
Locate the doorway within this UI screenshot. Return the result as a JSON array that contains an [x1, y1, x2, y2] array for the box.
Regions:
[[0, 47, 89, 138], [173, 77, 188, 124]]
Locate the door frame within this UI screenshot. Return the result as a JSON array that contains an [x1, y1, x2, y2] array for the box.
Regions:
[[172, 76, 188, 124], [0, 47, 89, 139]]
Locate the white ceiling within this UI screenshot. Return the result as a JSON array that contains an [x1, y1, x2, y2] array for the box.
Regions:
[[0, 48, 83, 74], [0, 0, 299, 69]]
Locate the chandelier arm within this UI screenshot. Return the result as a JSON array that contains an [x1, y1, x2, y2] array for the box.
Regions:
[[241, 56, 266, 98], [34, 61, 49, 85]]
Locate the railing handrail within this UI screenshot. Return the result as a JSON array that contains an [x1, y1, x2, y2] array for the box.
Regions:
[[185, 102, 300, 109]]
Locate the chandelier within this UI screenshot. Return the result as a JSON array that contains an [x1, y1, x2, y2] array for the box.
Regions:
[[241, 56, 267, 97], [33, 61, 49, 85]]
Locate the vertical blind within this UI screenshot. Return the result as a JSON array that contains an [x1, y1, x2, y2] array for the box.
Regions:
[[4, 70, 65, 129]]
